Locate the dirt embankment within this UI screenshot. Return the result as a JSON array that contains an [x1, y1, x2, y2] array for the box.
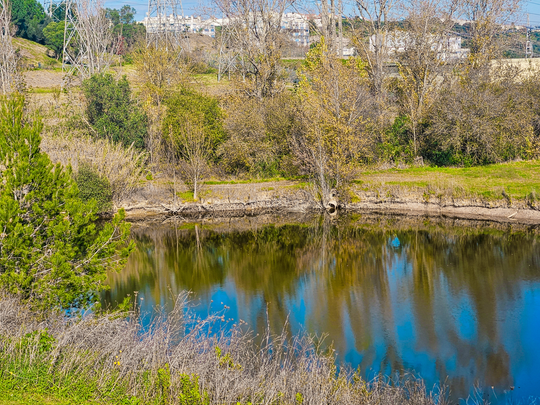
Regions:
[[119, 180, 540, 225]]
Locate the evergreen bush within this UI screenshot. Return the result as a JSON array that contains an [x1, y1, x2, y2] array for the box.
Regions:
[[0, 95, 132, 309], [82, 73, 148, 149], [75, 162, 113, 213]]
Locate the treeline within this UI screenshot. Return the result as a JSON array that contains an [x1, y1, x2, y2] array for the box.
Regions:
[[77, 51, 540, 208], [10, 0, 144, 58], [6, 0, 540, 207]]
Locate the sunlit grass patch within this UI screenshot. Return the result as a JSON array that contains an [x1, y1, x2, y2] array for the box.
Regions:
[[359, 160, 540, 200]]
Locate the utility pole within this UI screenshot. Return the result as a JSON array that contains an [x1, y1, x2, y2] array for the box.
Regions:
[[526, 13, 533, 58]]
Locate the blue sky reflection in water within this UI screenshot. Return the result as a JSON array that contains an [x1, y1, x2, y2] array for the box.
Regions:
[[102, 216, 540, 403]]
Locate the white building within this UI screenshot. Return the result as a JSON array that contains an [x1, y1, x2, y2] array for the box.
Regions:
[[143, 13, 313, 45], [142, 15, 220, 38], [281, 13, 310, 46], [369, 32, 469, 59]]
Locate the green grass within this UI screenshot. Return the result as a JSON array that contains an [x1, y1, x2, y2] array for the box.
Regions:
[[191, 73, 230, 87], [13, 38, 61, 68], [0, 386, 96, 405], [28, 87, 60, 94], [357, 160, 540, 200], [177, 190, 195, 202], [0, 363, 121, 405]]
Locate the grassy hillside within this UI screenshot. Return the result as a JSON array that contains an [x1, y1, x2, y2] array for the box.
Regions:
[[13, 38, 60, 69]]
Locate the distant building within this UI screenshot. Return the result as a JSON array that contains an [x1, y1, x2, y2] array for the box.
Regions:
[[369, 32, 469, 59], [142, 15, 219, 38], [281, 13, 310, 46], [143, 13, 314, 45]]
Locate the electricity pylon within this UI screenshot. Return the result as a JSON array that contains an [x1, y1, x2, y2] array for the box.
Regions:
[[526, 13, 533, 59], [146, 0, 190, 51]]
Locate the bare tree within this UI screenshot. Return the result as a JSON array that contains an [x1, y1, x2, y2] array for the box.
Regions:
[[353, 0, 397, 97], [463, 0, 522, 66], [165, 119, 212, 201], [214, 0, 295, 98], [395, 0, 460, 156], [0, 0, 22, 95]]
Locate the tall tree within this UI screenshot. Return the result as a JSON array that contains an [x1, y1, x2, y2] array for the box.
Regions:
[[42, 21, 66, 58], [214, 0, 295, 98], [463, 0, 522, 66], [0, 95, 132, 309], [11, 0, 50, 43], [293, 39, 375, 207], [395, 0, 459, 156], [354, 0, 397, 98]]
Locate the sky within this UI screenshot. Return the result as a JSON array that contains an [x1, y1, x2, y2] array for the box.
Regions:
[[40, 0, 540, 26]]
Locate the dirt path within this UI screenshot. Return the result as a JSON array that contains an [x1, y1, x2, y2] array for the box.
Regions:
[[24, 70, 66, 88]]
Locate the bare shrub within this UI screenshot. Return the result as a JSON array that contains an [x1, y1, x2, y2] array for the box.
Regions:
[[164, 119, 212, 201], [219, 93, 296, 177], [41, 133, 148, 205], [425, 65, 534, 165], [0, 292, 450, 405]]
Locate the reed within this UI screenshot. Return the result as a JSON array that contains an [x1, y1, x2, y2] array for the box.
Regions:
[[0, 292, 450, 405]]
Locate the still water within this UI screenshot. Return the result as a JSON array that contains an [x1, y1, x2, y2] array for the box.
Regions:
[[103, 214, 540, 403]]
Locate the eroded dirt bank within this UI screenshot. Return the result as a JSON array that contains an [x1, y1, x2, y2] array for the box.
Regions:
[[119, 180, 540, 225]]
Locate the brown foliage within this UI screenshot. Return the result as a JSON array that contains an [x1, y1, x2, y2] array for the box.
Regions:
[[425, 65, 536, 164], [219, 93, 297, 176]]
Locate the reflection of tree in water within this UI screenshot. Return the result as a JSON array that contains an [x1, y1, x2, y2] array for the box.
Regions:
[[103, 217, 540, 398]]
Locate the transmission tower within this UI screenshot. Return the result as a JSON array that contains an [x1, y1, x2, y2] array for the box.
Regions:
[[60, 0, 116, 84], [146, 0, 190, 51], [44, 0, 54, 17], [526, 13, 533, 59], [43, 0, 67, 22], [61, 0, 77, 75]]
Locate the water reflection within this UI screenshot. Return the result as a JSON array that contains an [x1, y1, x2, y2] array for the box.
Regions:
[[103, 215, 540, 402]]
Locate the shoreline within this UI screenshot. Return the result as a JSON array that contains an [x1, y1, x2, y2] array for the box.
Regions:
[[120, 191, 540, 225]]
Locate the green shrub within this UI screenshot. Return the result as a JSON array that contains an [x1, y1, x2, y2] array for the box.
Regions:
[[178, 374, 209, 405], [378, 115, 414, 163], [163, 87, 226, 161], [75, 162, 113, 213], [82, 73, 148, 149]]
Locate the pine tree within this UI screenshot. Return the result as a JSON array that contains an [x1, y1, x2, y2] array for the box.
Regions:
[[0, 95, 133, 309]]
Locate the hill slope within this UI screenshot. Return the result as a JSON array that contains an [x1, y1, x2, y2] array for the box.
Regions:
[[13, 38, 61, 69]]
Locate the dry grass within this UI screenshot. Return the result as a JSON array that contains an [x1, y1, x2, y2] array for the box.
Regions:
[[13, 38, 60, 68], [0, 293, 450, 405], [41, 133, 148, 205]]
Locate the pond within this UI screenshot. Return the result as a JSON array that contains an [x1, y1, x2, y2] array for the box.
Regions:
[[102, 213, 540, 403]]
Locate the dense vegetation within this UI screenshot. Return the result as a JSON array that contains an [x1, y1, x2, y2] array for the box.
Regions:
[[82, 73, 148, 149], [0, 96, 132, 309]]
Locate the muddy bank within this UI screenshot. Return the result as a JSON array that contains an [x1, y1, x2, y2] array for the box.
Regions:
[[119, 180, 540, 225]]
